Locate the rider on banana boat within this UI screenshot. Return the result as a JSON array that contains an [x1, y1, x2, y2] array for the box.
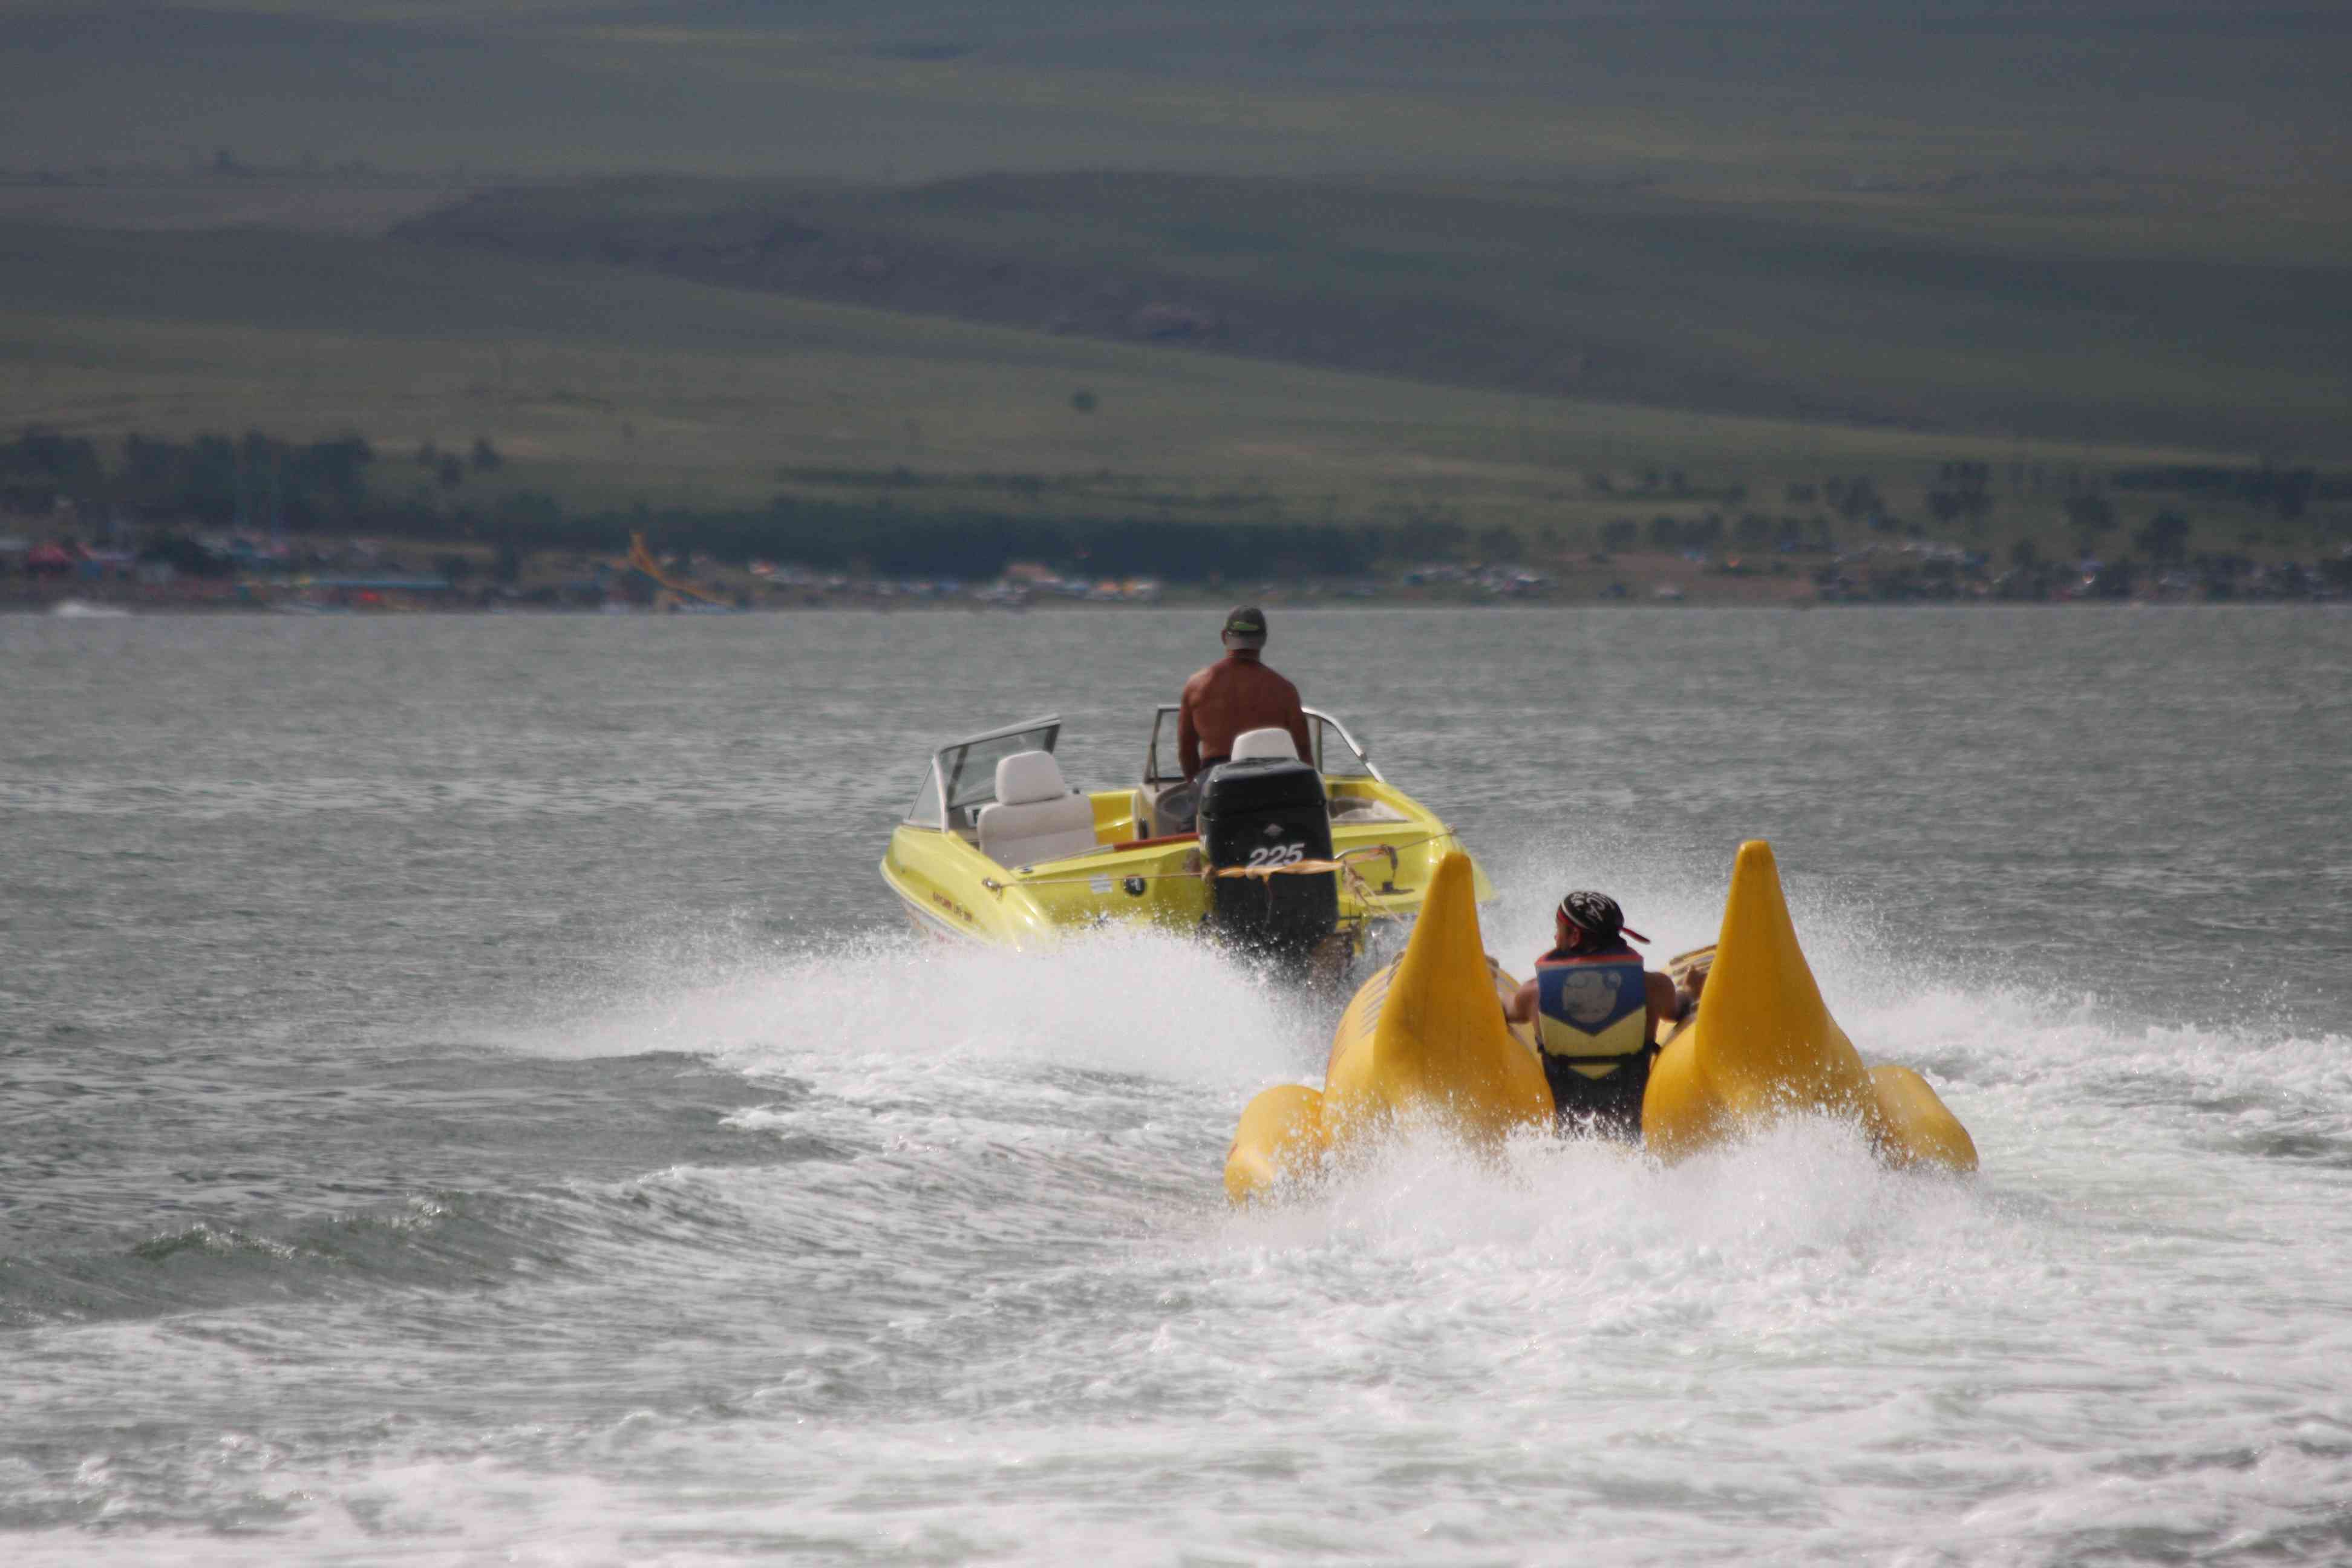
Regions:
[[1502, 891, 1702, 1139], [1163, 605, 1315, 831]]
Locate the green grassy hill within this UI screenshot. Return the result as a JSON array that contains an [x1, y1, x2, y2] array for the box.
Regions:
[[7, 2, 2345, 197], [1, 0, 2345, 550], [404, 170, 2351, 456], [0, 217, 2221, 535]]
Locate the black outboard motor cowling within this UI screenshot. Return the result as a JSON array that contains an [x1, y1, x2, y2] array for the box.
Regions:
[[1197, 758, 1338, 963]]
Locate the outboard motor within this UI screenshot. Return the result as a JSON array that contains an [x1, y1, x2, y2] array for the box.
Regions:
[[1197, 757, 1338, 965]]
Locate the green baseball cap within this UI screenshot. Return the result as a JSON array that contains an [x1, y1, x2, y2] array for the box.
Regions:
[[1221, 604, 1268, 645]]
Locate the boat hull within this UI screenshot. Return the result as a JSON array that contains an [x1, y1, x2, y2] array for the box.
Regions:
[[883, 776, 1488, 958]]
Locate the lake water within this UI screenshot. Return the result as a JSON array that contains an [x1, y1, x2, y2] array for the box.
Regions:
[[2, 606, 2348, 1564]]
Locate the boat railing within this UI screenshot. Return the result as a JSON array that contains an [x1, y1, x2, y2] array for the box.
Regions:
[[1143, 704, 1381, 784]]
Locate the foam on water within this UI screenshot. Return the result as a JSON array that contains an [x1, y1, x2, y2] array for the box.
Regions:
[[22, 1086, 2347, 1564], [500, 920, 1331, 1104], [12, 841, 2352, 1561], [28, 919, 2344, 1561], [12, 603, 2351, 1560]]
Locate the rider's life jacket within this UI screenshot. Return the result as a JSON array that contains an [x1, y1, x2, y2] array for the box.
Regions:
[[1534, 943, 1652, 1081]]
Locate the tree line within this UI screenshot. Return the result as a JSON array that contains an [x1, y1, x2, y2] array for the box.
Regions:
[[0, 426, 1396, 581], [2109, 465, 2339, 520], [5, 426, 2342, 584], [1, 427, 375, 526]]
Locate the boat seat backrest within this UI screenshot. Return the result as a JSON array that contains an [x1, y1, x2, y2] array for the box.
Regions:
[[1230, 727, 1300, 762], [976, 750, 1099, 867]]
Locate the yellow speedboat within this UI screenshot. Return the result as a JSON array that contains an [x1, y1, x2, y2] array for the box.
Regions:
[[881, 706, 1489, 964], [1224, 840, 1976, 1201]]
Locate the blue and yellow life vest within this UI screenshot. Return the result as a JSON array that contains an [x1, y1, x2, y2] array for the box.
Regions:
[[1534, 945, 1651, 1080]]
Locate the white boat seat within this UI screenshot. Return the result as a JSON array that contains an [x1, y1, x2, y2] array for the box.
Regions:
[[976, 751, 1099, 867], [1230, 727, 1300, 762]]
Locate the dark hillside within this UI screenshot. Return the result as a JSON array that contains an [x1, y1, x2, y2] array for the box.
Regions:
[[5, 2, 2344, 190], [5, 0, 2348, 511], [403, 173, 2352, 454]]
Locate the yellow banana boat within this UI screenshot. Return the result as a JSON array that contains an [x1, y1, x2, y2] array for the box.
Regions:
[[1224, 840, 1975, 1202]]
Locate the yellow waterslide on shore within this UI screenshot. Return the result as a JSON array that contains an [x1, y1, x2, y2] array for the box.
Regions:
[[1223, 842, 1974, 1203], [621, 533, 734, 609]]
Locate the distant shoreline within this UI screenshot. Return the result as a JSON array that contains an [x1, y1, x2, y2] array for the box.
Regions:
[[10, 588, 2340, 616]]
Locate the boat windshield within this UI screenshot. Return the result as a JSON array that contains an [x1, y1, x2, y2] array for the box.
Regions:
[[1310, 711, 1379, 780], [1143, 705, 1377, 783], [918, 717, 1062, 827]]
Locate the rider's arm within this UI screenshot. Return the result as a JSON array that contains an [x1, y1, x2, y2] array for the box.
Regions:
[[1644, 970, 1689, 1038], [1503, 976, 1538, 1025], [1177, 689, 1202, 778], [1285, 692, 1313, 769]]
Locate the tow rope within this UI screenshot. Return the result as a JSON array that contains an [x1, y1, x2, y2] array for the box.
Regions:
[[982, 836, 1443, 925], [1203, 844, 1420, 924]]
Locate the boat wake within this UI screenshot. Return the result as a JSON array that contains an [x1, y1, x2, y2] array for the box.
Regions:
[[480, 857, 2352, 1194], [11, 895, 2351, 1564], [496, 920, 1333, 1093]]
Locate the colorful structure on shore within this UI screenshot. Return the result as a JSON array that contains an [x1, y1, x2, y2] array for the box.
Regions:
[[619, 534, 736, 610]]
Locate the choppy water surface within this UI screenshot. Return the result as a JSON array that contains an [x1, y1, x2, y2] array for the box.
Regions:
[[2, 607, 2348, 1565]]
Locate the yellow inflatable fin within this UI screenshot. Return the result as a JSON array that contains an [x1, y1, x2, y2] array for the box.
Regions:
[[1643, 840, 1974, 1171], [1224, 851, 1551, 1202], [1223, 1083, 1325, 1204], [1322, 850, 1552, 1140], [1866, 1064, 1979, 1172]]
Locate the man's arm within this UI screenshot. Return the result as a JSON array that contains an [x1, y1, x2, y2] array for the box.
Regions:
[[1644, 970, 1690, 1040], [1503, 976, 1538, 1026], [1177, 683, 1202, 779], [1281, 678, 1313, 766]]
